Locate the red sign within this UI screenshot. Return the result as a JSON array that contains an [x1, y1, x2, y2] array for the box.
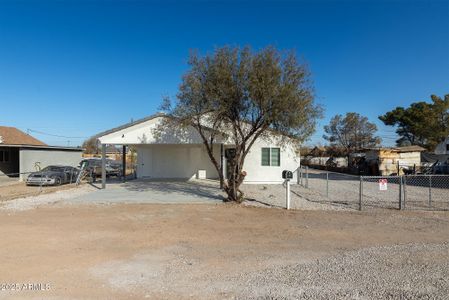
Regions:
[[379, 179, 388, 191]]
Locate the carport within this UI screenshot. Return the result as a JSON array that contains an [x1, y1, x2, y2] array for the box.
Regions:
[[95, 114, 226, 189]]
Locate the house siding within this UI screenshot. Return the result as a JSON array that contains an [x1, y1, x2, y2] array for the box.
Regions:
[[19, 149, 83, 180], [240, 138, 300, 184]]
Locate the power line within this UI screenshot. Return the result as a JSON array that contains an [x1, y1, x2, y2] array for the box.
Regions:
[[26, 129, 88, 139]]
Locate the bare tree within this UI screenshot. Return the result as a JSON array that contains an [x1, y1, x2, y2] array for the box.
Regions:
[[82, 137, 99, 154], [161, 46, 322, 202], [323, 112, 381, 153]]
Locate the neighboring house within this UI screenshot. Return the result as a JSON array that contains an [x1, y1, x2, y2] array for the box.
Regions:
[[95, 114, 300, 184], [0, 126, 83, 180], [364, 145, 426, 176], [434, 137, 449, 155]]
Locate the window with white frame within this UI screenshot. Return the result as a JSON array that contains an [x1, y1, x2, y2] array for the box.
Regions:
[[261, 147, 280, 166]]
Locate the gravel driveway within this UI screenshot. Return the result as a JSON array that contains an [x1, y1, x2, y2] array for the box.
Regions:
[[1, 204, 448, 299]]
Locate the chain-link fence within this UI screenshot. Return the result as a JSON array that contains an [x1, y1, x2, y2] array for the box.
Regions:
[[295, 167, 449, 211], [403, 175, 449, 210], [296, 167, 361, 209]]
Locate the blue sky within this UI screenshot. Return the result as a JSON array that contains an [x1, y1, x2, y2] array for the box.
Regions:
[[0, 0, 448, 147]]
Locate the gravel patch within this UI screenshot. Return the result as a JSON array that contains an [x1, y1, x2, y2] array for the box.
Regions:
[[241, 183, 351, 211], [233, 242, 449, 299], [91, 242, 449, 299], [0, 184, 96, 211]]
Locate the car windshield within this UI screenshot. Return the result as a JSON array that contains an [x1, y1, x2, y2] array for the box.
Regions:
[[41, 166, 65, 172]]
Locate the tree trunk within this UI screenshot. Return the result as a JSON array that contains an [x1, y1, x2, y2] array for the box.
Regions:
[[223, 157, 245, 202]]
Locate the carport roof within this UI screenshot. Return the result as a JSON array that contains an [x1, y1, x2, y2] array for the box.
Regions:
[[94, 113, 222, 145], [92, 113, 165, 140]]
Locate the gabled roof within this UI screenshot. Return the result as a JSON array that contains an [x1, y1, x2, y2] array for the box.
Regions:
[[0, 126, 47, 146], [92, 113, 165, 140], [94, 112, 297, 146]]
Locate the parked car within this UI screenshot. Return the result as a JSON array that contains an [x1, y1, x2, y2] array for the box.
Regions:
[[80, 158, 122, 178], [26, 165, 80, 186]]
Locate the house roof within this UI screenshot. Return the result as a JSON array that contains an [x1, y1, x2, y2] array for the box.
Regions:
[[95, 112, 298, 143], [0, 126, 47, 146], [92, 113, 165, 140], [0, 144, 83, 151], [394, 145, 427, 152], [364, 145, 426, 153]]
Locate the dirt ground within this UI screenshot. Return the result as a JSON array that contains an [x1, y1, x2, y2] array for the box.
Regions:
[[0, 181, 78, 202], [0, 203, 448, 299]]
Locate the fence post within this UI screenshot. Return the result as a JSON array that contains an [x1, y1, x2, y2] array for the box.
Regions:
[[399, 176, 403, 210], [326, 172, 329, 197], [429, 175, 432, 207], [285, 179, 291, 210], [305, 166, 309, 188], [403, 176, 407, 210], [359, 176, 363, 211]]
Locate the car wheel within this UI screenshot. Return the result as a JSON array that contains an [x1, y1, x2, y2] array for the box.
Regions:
[[54, 177, 62, 185]]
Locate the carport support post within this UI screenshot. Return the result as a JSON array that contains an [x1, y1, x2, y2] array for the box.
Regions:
[[122, 145, 127, 182], [101, 144, 106, 189]]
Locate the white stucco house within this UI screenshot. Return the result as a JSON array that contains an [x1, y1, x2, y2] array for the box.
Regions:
[[96, 114, 301, 186]]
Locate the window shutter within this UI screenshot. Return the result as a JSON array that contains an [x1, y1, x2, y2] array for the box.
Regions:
[[261, 148, 270, 166], [271, 148, 280, 166]]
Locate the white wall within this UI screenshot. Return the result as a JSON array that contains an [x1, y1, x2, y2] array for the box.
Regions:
[[136, 144, 220, 179], [135, 140, 300, 183], [19, 149, 83, 180], [238, 138, 300, 184]]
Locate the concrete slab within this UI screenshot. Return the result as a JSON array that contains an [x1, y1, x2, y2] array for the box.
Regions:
[[70, 179, 225, 204]]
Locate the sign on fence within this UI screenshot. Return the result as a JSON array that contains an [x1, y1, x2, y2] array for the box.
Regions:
[[379, 179, 388, 191]]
